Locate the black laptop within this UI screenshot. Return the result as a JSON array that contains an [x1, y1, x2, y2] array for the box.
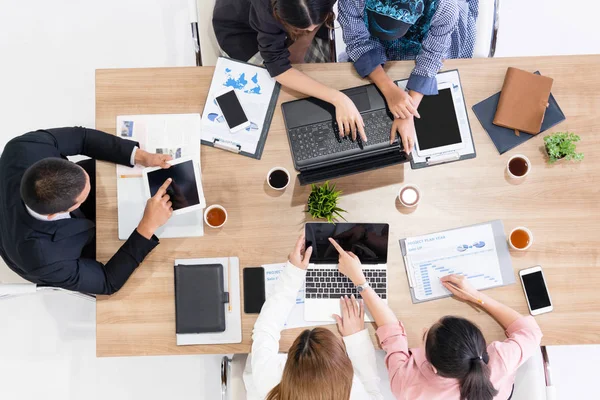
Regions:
[[281, 84, 411, 185]]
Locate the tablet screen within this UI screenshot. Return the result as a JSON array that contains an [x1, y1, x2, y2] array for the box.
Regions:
[[414, 88, 462, 150], [305, 223, 389, 264], [147, 160, 200, 210]]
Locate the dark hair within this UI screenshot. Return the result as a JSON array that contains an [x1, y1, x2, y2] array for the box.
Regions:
[[271, 0, 335, 39], [425, 316, 499, 400], [20, 158, 87, 215]]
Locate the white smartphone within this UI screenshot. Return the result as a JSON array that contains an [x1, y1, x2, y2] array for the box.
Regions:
[[413, 82, 466, 157], [519, 266, 553, 315], [214, 88, 250, 133]]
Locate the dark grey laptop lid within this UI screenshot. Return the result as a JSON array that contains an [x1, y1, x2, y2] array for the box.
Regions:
[[282, 84, 387, 129]]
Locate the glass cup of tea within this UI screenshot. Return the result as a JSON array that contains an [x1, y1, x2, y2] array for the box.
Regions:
[[398, 184, 421, 207], [508, 226, 533, 251], [507, 154, 531, 179], [267, 167, 290, 190], [204, 204, 228, 229]]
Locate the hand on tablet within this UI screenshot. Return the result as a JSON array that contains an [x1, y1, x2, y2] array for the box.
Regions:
[[390, 117, 416, 154], [135, 149, 172, 169], [137, 178, 174, 239]]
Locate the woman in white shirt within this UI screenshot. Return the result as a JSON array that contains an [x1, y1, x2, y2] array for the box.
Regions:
[[243, 235, 384, 400]]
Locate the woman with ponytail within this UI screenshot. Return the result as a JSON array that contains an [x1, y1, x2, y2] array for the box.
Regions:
[[243, 235, 384, 400], [214, 0, 368, 141], [329, 238, 544, 400]]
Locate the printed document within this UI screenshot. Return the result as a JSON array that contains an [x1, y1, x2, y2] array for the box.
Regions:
[[405, 224, 503, 301]]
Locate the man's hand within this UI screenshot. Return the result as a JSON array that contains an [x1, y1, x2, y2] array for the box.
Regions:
[[288, 234, 313, 270], [334, 295, 365, 337], [328, 237, 366, 285], [390, 116, 416, 154], [384, 84, 420, 120], [135, 149, 172, 169], [137, 178, 173, 239]]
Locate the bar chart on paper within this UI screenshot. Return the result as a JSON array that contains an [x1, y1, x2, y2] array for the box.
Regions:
[[405, 224, 504, 301], [414, 259, 502, 301]]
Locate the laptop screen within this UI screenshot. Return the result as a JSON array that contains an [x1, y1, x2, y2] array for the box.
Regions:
[[305, 223, 389, 265]]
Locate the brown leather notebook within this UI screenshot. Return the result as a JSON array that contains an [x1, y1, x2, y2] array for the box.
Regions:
[[493, 67, 553, 135]]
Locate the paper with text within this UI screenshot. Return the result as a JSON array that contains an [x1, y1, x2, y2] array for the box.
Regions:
[[405, 224, 502, 301]]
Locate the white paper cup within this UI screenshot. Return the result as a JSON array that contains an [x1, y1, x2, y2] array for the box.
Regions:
[[506, 154, 531, 179], [508, 226, 533, 251], [204, 204, 228, 228], [266, 167, 291, 190], [398, 184, 421, 207]]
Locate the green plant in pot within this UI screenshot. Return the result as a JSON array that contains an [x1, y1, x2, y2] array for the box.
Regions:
[[544, 132, 584, 164], [306, 181, 346, 223]]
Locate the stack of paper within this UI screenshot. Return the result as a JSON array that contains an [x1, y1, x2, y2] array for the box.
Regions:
[[200, 57, 279, 158], [115, 114, 205, 239], [404, 224, 504, 301]]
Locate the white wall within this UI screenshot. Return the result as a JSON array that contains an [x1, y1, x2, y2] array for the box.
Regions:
[[0, 1, 221, 399], [1, 1, 599, 399]]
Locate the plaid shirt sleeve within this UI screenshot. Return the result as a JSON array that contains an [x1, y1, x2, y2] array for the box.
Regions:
[[338, 0, 387, 78], [407, 0, 460, 95]]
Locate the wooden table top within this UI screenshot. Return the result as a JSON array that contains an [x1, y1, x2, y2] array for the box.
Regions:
[[95, 55, 600, 357]]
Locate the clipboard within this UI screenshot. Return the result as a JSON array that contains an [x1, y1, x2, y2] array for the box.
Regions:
[[395, 70, 477, 170], [200, 57, 281, 160], [175, 257, 242, 345], [399, 220, 515, 304]]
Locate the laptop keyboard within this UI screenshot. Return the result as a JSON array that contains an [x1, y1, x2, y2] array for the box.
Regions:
[[288, 109, 395, 162], [305, 268, 387, 299]]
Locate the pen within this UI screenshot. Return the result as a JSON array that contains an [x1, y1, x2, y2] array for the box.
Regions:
[[119, 174, 142, 179], [445, 282, 485, 305], [227, 258, 232, 312]]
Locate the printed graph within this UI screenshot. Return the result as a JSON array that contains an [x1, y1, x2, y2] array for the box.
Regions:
[[415, 261, 501, 300]]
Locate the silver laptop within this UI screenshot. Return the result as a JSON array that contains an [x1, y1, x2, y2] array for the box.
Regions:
[[304, 223, 389, 322]]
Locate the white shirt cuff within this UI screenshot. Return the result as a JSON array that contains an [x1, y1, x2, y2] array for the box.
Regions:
[[343, 328, 372, 348], [130, 146, 138, 166]]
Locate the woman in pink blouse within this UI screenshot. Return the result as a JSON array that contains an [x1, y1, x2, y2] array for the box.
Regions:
[[329, 238, 543, 400]]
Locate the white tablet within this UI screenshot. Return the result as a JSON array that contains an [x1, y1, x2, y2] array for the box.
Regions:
[[142, 157, 205, 216], [413, 82, 466, 157]]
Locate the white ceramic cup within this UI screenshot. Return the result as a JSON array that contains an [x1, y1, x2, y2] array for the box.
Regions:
[[508, 226, 533, 251], [266, 167, 291, 190], [204, 204, 228, 228], [506, 154, 531, 179], [398, 184, 421, 207]]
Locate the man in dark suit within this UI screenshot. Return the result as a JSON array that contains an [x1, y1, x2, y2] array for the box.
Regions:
[[0, 127, 175, 295]]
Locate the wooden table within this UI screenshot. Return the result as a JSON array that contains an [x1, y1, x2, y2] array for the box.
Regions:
[[96, 55, 600, 357]]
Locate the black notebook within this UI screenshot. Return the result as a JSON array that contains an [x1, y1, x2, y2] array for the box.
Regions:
[[472, 71, 566, 155], [174, 263, 229, 334]]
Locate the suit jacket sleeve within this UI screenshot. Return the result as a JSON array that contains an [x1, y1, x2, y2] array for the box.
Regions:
[[21, 127, 137, 166], [50, 230, 159, 295]]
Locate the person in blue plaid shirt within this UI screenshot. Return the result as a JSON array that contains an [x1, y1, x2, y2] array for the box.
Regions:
[[338, 0, 479, 153]]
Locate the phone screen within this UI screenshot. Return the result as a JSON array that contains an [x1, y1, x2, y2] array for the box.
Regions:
[[522, 271, 551, 310], [243, 267, 265, 314], [215, 90, 248, 128]]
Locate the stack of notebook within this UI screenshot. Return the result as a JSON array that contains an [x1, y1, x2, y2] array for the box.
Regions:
[[472, 69, 566, 154]]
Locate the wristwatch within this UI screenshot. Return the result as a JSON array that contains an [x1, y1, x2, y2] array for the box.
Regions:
[[356, 281, 371, 294]]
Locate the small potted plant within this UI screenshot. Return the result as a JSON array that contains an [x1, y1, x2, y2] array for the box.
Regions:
[[543, 132, 584, 164], [306, 181, 346, 223]]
